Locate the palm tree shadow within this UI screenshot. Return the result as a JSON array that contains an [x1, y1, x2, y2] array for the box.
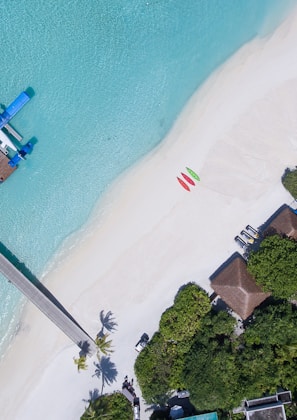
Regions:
[[83, 388, 100, 403], [93, 356, 118, 395], [97, 310, 118, 338]]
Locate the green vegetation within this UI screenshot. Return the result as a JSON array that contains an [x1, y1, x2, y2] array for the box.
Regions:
[[241, 302, 297, 394], [136, 193, 297, 416], [135, 283, 297, 415], [73, 309, 115, 373], [73, 355, 88, 372], [282, 167, 297, 199], [159, 283, 210, 344], [135, 283, 211, 403], [78, 311, 119, 418], [183, 300, 297, 411], [95, 333, 114, 359], [81, 392, 133, 420], [73, 333, 113, 373], [182, 310, 239, 411], [247, 235, 297, 299]]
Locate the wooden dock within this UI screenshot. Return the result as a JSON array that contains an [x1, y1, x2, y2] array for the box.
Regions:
[[0, 253, 97, 356], [0, 150, 16, 183]]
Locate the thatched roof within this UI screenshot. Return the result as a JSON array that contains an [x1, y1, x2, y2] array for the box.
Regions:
[[264, 206, 297, 240], [211, 255, 270, 320]]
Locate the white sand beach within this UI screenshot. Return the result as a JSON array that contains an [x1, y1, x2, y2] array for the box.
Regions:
[[1, 6, 297, 420]]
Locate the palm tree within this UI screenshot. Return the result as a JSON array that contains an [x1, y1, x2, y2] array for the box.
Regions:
[[73, 312, 115, 374], [95, 333, 113, 360], [82, 405, 97, 419], [73, 355, 88, 372]]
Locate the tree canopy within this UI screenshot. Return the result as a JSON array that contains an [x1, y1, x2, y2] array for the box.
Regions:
[[135, 202, 297, 415], [282, 167, 297, 199], [183, 301, 297, 411], [159, 283, 210, 344], [247, 235, 297, 299], [182, 311, 239, 411], [237, 302, 297, 398], [135, 282, 297, 416], [135, 283, 211, 404], [81, 392, 133, 420]]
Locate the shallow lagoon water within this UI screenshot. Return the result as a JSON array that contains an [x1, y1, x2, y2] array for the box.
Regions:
[[0, 0, 294, 353]]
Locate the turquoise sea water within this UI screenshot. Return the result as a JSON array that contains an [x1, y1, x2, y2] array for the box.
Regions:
[[0, 0, 294, 354]]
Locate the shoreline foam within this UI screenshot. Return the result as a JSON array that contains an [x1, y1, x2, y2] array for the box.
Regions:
[[1, 6, 297, 419]]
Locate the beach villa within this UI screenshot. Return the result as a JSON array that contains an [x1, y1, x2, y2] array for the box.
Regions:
[[210, 205, 297, 320], [210, 254, 270, 320], [234, 391, 292, 420], [261, 205, 297, 240]]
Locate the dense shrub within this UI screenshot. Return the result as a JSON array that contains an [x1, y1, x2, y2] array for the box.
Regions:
[[182, 302, 297, 411], [135, 283, 211, 404], [135, 230, 297, 412], [81, 392, 133, 420], [182, 311, 239, 411], [159, 283, 211, 344], [282, 167, 297, 199], [239, 302, 297, 395], [134, 332, 174, 404], [135, 283, 297, 414], [247, 235, 297, 299]]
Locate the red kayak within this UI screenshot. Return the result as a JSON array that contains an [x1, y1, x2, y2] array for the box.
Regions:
[[181, 172, 195, 186], [177, 177, 190, 191]]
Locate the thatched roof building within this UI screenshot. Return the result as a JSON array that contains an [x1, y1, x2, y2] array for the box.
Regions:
[[210, 254, 270, 320], [263, 206, 297, 240]]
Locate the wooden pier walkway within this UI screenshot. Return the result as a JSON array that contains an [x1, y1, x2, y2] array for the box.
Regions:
[[0, 253, 97, 356], [0, 150, 16, 183]]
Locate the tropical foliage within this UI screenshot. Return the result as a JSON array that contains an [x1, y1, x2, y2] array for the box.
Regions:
[[159, 283, 210, 344], [135, 284, 211, 403], [95, 333, 114, 359], [247, 235, 297, 299], [282, 167, 297, 199], [239, 302, 297, 395], [73, 355, 88, 372], [74, 310, 114, 373], [135, 283, 297, 415], [182, 310, 239, 411], [81, 392, 133, 420], [78, 311, 121, 418]]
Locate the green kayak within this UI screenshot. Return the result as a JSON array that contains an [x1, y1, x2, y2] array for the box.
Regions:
[[186, 167, 200, 181]]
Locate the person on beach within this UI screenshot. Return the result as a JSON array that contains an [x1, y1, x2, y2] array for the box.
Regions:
[[122, 376, 136, 397], [122, 375, 129, 389]]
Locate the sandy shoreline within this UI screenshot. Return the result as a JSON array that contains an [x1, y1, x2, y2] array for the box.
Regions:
[[1, 6, 297, 420]]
